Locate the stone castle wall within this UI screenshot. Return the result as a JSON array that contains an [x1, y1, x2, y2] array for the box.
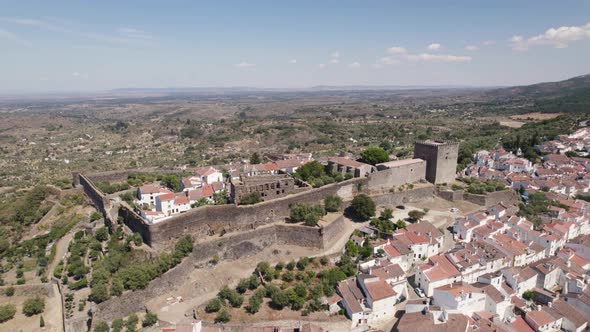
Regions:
[[123, 178, 366, 249], [367, 161, 426, 191], [93, 219, 344, 322]]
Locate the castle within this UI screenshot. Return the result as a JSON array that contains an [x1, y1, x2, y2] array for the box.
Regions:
[[75, 141, 459, 250]]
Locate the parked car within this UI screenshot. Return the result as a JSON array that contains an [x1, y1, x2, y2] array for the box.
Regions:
[[450, 207, 459, 213], [414, 287, 425, 298]]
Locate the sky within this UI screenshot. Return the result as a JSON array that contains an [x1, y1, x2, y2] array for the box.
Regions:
[[0, 0, 589, 92]]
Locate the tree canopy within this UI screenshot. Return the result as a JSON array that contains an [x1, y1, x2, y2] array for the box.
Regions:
[[360, 147, 389, 165], [349, 194, 376, 221]]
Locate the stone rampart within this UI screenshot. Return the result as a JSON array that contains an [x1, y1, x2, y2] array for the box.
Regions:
[[126, 178, 366, 249], [371, 185, 435, 206], [463, 189, 518, 207]]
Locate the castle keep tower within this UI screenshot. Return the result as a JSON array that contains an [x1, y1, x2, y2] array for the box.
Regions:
[[413, 140, 459, 184]]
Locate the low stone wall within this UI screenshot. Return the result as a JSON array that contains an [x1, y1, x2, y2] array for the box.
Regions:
[[371, 185, 435, 206], [85, 168, 180, 184], [437, 189, 464, 201], [126, 178, 366, 249], [464, 189, 518, 207], [93, 220, 338, 322]]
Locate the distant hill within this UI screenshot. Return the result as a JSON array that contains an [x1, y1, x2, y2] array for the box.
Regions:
[[489, 74, 590, 98], [487, 74, 590, 113]]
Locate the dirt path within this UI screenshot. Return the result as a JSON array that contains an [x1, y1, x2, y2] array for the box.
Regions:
[[148, 218, 367, 325]]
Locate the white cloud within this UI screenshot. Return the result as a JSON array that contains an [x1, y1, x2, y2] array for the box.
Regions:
[[0, 28, 32, 47], [329, 58, 340, 64], [465, 45, 479, 51], [288, 59, 297, 64], [386, 46, 407, 55], [348, 62, 361, 68], [318, 63, 326, 69], [511, 22, 590, 50], [72, 72, 80, 77], [382, 46, 471, 63], [235, 61, 255, 68], [378, 56, 398, 65], [406, 53, 472, 62], [482, 40, 495, 46], [427, 43, 441, 51], [0, 17, 156, 46], [117, 27, 152, 40], [330, 51, 340, 58]]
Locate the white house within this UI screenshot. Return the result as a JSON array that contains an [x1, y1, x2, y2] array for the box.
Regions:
[[432, 282, 486, 315], [416, 255, 462, 297], [137, 184, 172, 206]]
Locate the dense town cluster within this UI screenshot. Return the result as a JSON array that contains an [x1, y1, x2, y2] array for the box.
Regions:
[[328, 129, 590, 330]]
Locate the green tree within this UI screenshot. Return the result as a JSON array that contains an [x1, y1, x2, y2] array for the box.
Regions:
[[250, 152, 261, 164], [289, 203, 325, 226], [5, 286, 15, 297], [161, 175, 182, 192], [94, 321, 109, 332], [205, 298, 222, 313], [238, 192, 262, 205], [294, 161, 326, 182], [522, 290, 534, 301], [215, 308, 231, 323], [360, 147, 389, 165], [111, 319, 124, 332], [349, 194, 376, 220], [247, 295, 262, 314], [22, 297, 45, 316], [271, 290, 290, 309], [0, 304, 16, 323], [380, 208, 394, 220], [125, 313, 139, 332], [95, 227, 109, 242], [324, 195, 342, 212], [408, 210, 425, 222], [142, 312, 158, 327]]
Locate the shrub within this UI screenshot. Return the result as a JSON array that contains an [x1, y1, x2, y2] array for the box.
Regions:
[[349, 194, 376, 220], [125, 314, 139, 332], [247, 296, 262, 314], [271, 290, 290, 309], [23, 296, 45, 316], [111, 318, 124, 332], [5, 286, 15, 297], [40, 315, 45, 327], [205, 298, 222, 313], [142, 311, 158, 327], [215, 308, 231, 323], [324, 195, 342, 212], [239, 192, 262, 205], [90, 212, 102, 221], [93, 321, 109, 332], [523, 290, 534, 301], [289, 203, 325, 226], [95, 227, 109, 242], [0, 304, 16, 323], [360, 147, 389, 165]]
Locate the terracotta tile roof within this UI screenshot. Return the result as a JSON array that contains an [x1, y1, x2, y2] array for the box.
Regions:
[[423, 255, 461, 282], [382, 244, 402, 258], [370, 262, 405, 280], [511, 316, 535, 332], [337, 278, 364, 314], [364, 280, 397, 301], [526, 309, 556, 327], [397, 312, 469, 332], [174, 196, 189, 205], [158, 192, 175, 201], [139, 184, 162, 194], [435, 282, 479, 297]]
